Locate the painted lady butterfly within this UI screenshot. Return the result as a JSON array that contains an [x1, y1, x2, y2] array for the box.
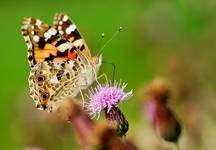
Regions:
[[21, 13, 102, 112]]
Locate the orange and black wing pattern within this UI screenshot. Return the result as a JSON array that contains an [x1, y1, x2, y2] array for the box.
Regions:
[[21, 17, 78, 67], [54, 13, 91, 59]]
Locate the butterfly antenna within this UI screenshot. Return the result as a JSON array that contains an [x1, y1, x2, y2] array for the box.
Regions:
[[97, 26, 123, 56], [96, 32, 105, 51]]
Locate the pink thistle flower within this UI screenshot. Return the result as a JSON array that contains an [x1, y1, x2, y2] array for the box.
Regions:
[[87, 81, 132, 117], [86, 81, 132, 136]]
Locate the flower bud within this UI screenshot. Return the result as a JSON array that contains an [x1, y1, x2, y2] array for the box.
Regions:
[[105, 106, 129, 136], [144, 77, 181, 142]]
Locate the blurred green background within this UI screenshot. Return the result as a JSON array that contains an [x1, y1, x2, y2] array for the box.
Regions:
[[0, 0, 216, 149]]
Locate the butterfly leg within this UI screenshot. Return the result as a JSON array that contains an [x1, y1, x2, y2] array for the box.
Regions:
[[79, 87, 85, 107], [96, 73, 108, 84]]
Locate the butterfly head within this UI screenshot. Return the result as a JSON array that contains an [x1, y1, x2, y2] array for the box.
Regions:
[[91, 54, 102, 71], [76, 54, 102, 88]]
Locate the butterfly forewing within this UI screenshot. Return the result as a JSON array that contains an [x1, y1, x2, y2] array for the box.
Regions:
[[21, 17, 78, 67], [54, 13, 91, 59]]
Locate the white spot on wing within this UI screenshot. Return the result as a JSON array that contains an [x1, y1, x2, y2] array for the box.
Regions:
[[33, 35, 40, 42], [66, 24, 76, 34], [55, 63, 62, 69], [62, 15, 68, 22], [66, 61, 74, 69], [57, 42, 73, 52], [24, 36, 30, 42], [44, 32, 49, 38], [36, 20, 42, 26], [58, 26, 62, 30], [73, 39, 84, 47], [50, 76, 60, 84], [44, 28, 57, 41], [59, 21, 63, 25], [59, 30, 64, 35], [27, 43, 32, 49]]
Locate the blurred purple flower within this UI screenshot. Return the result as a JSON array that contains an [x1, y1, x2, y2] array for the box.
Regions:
[[144, 77, 181, 142], [87, 81, 132, 118]]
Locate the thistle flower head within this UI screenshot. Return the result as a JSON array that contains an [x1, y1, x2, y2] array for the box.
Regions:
[[87, 81, 132, 117]]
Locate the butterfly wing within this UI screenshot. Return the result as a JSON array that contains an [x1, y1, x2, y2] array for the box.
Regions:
[[54, 13, 102, 88], [21, 14, 100, 112], [21, 17, 78, 67], [53, 13, 91, 59], [28, 60, 81, 111]]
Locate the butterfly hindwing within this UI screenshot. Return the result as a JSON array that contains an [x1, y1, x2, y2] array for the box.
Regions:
[[54, 13, 91, 59]]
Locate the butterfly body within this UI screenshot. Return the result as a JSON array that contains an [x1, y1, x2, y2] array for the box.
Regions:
[[22, 13, 102, 111]]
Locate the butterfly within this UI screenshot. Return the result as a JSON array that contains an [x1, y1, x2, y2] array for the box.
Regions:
[[21, 13, 102, 112]]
